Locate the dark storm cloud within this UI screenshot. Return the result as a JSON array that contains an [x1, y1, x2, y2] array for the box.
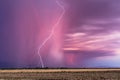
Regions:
[[64, 50, 113, 58], [79, 20, 120, 35], [0, 0, 64, 68], [65, 0, 120, 31], [63, 0, 120, 67], [0, 0, 120, 68], [0, 0, 42, 68], [0, 0, 19, 68]]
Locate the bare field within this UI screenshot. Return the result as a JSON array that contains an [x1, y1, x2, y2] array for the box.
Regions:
[[0, 69, 120, 80]]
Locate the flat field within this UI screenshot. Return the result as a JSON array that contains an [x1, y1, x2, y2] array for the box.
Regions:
[[0, 69, 120, 80]]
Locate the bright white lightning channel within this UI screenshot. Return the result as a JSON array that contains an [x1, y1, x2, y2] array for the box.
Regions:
[[37, 0, 65, 68]]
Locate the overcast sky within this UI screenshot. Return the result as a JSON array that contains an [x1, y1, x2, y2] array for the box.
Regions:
[[0, 0, 120, 68]]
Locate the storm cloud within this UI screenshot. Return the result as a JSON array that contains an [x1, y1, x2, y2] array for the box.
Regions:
[[0, 0, 120, 68]]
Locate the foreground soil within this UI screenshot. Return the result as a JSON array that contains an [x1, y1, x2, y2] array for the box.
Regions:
[[0, 69, 120, 80]]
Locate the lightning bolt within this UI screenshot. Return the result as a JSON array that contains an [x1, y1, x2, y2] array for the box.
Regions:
[[37, 0, 65, 68]]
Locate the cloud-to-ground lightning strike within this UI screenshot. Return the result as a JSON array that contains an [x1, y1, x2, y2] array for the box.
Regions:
[[37, 0, 65, 68]]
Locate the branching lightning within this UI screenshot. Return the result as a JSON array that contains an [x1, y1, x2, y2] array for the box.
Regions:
[[37, 0, 65, 68]]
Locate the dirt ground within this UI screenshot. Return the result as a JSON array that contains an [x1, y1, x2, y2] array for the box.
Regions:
[[0, 69, 120, 80]]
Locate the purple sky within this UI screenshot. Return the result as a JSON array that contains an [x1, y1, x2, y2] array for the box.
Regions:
[[0, 0, 120, 68]]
